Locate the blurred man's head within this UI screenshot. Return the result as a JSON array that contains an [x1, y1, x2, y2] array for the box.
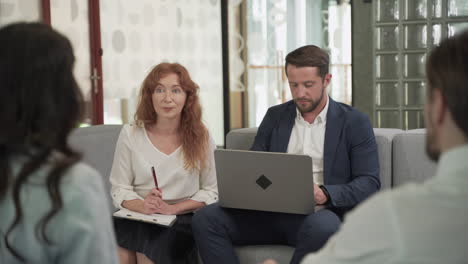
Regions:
[[424, 30, 468, 161]]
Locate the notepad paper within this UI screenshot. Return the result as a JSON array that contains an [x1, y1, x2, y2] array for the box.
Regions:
[[113, 208, 177, 227]]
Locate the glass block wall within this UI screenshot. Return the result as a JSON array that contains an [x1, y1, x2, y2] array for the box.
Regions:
[[373, 0, 468, 129]]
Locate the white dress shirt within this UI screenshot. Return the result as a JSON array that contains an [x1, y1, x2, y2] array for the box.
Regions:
[[287, 98, 329, 185], [109, 124, 218, 209], [302, 145, 468, 264]]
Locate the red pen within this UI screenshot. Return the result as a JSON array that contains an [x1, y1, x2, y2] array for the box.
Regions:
[[151, 166, 160, 190]]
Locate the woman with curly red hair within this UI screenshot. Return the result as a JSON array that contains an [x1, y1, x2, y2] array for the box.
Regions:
[[110, 62, 218, 264]]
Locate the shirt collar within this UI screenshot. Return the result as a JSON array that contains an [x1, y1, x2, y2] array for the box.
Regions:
[[295, 96, 329, 125], [435, 144, 468, 181]]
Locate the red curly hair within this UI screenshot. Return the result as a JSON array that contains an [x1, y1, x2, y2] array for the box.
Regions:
[[134, 62, 209, 171]]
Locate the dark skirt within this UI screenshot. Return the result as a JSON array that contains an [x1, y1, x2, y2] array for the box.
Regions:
[[114, 213, 198, 264]]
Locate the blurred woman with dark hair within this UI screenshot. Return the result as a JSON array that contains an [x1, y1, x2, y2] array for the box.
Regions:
[[0, 22, 118, 263], [110, 62, 218, 264]]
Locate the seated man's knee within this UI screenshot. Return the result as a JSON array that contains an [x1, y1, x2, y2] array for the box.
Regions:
[[301, 210, 341, 237], [192, 203, 223, 234]]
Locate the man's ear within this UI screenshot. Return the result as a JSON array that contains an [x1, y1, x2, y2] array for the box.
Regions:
[[323, 73, 332, 87], [432, 89, 447, 125]]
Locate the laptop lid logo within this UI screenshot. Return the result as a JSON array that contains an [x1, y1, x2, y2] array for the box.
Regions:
[[256, 175, 272, 190]]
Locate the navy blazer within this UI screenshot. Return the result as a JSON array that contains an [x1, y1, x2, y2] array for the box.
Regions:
[[251, 98, 380, 216]]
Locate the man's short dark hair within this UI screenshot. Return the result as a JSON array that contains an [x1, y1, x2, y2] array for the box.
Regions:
[[426, 30, 468, 138], [285, 45, 329, 78]]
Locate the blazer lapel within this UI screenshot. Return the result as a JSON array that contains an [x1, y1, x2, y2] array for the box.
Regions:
[[276, 102, 296, 152], [323, 98, 345, 183]]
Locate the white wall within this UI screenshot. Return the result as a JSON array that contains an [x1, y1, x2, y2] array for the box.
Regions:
[[0, 0, 41, 26]]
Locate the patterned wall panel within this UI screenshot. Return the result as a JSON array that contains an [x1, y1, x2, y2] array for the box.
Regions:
[[50, 0, 92, 107], [100, 0, 224, 145], [0, 0, 41, 26]]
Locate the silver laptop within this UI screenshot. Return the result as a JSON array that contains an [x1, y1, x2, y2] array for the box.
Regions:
[[214, 149, 315, 215]]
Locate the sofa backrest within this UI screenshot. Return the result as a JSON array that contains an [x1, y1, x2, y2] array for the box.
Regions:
[[67, 125, 437, 212], [392, 129, 437, 187], [226, 127, 257, 150], [69, 125, 123, 210], [373, 128, 403, 188], [226, 128, 403, 190]]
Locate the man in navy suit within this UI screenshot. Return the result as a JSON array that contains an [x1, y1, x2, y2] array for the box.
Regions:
[[192, 45, 380, 264]]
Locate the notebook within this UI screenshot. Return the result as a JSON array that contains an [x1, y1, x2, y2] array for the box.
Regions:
[[215, 149, 315, 215], [113, 208, 177, 227]]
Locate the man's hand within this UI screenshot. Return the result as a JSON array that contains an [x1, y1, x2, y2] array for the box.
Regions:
[[314, 184, 328, 205], [263, 259, 278, 264]]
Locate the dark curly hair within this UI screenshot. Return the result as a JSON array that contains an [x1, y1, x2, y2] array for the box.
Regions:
[[0, 22, 83, 262]]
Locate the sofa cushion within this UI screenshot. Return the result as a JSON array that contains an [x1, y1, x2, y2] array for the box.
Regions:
[[236, 245, 294, 263], [373, 128, 402, 189], [226, 127, 258, 150], [69, 125, 123, 210], [392, 129, 437, 187]]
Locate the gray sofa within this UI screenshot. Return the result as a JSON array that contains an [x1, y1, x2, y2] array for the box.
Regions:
[[69, 125, 437, 264]]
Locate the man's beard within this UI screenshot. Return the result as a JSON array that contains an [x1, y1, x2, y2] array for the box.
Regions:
[[425, 118, 441, 162], [294, 86, 325, 113]]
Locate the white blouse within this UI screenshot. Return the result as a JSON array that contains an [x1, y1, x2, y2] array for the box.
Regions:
[[109, 124, 218, 209]]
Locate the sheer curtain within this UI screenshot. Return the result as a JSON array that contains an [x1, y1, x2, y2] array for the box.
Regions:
[[245, 0, 351, 127], [50, 0, 93, 124]]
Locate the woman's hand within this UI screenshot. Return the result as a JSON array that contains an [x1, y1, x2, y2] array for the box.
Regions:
[[153, 199, 177, 215], [130, 188, 206, 215], [140, 188, 163, 214], [142, 188, 178, 215], [121, 188, 167, 215]]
